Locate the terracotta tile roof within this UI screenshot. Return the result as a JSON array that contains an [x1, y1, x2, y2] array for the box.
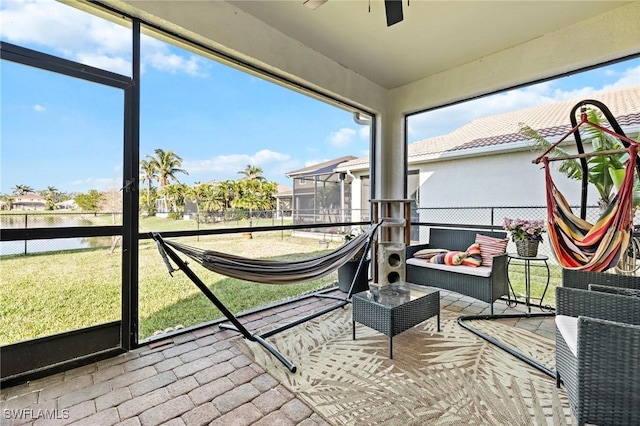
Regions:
[[338, 85, 640, 169], [412, 86, 640, 157]]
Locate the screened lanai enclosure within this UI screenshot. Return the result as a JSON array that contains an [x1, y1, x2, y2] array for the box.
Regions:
[[1, 0, 639, 386]]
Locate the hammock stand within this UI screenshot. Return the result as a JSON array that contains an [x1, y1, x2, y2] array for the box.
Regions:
[[459, 100, 640, 380], [532, 100, 640, 272], [151, 223, 381, 372]]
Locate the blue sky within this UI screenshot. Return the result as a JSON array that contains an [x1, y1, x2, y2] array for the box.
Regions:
[[1, 0, 639, 195]]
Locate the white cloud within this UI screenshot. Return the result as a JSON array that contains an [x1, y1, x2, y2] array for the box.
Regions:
[[75, 53, 132, 76], [67, 176, 118, 191], [252, 149, 290, 164], [602, 65, 640, 91], [358, 126, 370, 140], [0, 0, 208, 77], [329, 128, 356, 147], [408, 61, 640, 142], [33, 104, 45, 112], [145, 50, 208, 77], [182, 149, 293, 181], [304, 159, 327, 168]]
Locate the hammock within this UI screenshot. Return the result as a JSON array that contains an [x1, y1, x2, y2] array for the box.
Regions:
[[533, 100, 640, 272], [155, 223, 378, 284], [151, 223, 381, 372]]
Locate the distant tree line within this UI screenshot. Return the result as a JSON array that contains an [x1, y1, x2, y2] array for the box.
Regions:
[[1, 149, 279, 221], [0, 184, 74, 211], [140, 149, 278, 220]]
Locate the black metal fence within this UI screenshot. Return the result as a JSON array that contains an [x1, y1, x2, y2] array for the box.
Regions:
[[415, 205, 606, 266], [0, 205, 619, 260]]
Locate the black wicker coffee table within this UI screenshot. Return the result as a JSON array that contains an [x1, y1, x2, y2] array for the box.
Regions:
[[352, 282, 440, 358]]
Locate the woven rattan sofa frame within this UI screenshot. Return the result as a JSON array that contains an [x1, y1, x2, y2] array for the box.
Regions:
[[406, 227, 509, 314], [555, 286, 640, 426], [408, 227, 555, 378]]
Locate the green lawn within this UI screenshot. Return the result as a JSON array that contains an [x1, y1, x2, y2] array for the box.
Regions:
[[506, 259, 562, 308], [0, 215, 339, 344], [0, 214, 562, 344]]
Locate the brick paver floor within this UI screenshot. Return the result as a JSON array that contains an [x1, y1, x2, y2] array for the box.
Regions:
[[1, 288, 555, 426]]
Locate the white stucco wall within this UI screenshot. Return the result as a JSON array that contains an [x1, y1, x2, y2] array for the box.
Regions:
[[388, 2, 640, 116], [413, 148, 596, 209]]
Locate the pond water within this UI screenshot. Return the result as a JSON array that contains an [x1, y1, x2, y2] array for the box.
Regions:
[[0, 214, 116, 256]]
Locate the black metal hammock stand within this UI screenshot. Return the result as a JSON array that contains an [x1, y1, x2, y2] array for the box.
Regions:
[[151, 223, 381, 372], [459, 99, 638, 380]]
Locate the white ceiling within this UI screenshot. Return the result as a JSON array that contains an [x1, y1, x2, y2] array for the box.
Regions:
[[228, 1, 630, 90]]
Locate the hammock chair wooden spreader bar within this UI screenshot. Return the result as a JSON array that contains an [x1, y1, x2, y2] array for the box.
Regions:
[[151, 223, 381, 372], [532, 100, 640, 272]]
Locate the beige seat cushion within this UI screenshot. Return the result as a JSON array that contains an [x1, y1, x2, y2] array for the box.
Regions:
[[406, 258, 492, 278]]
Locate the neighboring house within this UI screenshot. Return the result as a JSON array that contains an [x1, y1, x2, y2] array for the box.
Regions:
[[55, 200, 77, 210], [12, 194, 46, 211], [273, 185, 292, 219], [286, 156, 357, 226], [337, 86, 640, 216]]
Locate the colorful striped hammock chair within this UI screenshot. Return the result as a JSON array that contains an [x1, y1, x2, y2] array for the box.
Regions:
[[533, 100, 640, 272]]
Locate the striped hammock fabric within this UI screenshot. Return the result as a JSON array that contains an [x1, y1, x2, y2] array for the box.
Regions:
[[156, 224, 379, 284], [542, 145, 637, 272]]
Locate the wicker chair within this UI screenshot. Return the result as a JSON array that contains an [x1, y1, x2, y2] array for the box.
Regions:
[[555, 286, 640, 426], [588, 284, 640, 298], [562, 268, 640, 290]]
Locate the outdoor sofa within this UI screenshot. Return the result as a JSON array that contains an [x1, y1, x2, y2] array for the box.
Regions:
[[555, 285, 640, 426], [406, 227, 509, 314]]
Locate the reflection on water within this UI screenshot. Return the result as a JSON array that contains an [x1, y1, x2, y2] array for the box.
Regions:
[[1, 214, 94, 228], [0, 214, 117, 255], [0, 237, 114, 255]]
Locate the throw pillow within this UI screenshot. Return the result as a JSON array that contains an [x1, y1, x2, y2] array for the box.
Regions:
[[429, 250, 467, 266], [462, 242, 482, 267], [413, 248, 447, 259], [475, 234, 508, 268]]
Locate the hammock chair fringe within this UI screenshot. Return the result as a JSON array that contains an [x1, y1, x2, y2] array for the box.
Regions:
[[537, 100, 639, 272]]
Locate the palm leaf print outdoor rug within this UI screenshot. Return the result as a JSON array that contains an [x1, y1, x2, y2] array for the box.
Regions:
[[234, 305, 573, 425]]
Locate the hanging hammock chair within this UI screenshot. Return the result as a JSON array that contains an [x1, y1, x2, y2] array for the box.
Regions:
[[533, 100, 640, 272]]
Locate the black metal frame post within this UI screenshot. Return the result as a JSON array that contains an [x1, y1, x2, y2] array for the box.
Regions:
[[151, 232, 385, 373], [458, 253, 556, 379]]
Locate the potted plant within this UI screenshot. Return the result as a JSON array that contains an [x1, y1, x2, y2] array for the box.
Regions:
[[337, 228, 371, 293], [503, 218, 546, 257]]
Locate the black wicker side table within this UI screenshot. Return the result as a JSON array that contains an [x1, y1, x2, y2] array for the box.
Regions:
[[352, 282, 440, 358]]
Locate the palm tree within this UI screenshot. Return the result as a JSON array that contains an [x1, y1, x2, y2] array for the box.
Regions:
[[213, 180, 236, 213], [524, 107, 637, 209], [12, 184, 34, 195], [148, 149, 188, 187], [140, 159, 157, 213], [188, 182, 221, 218], [160, 183, 189, 218], [238, 164, 265, 181], [43, 186, 59, 210], [145, 149, 188, 215]]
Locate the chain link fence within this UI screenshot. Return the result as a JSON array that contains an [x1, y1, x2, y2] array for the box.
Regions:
[[0, 212, 123, 255], [415, 205, 626, 267], [4, 206, 638, 264]]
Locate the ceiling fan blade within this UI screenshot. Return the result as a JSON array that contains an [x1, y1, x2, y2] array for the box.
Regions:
[[303, 0, 328, 10], [384, 0, 403, 27]]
